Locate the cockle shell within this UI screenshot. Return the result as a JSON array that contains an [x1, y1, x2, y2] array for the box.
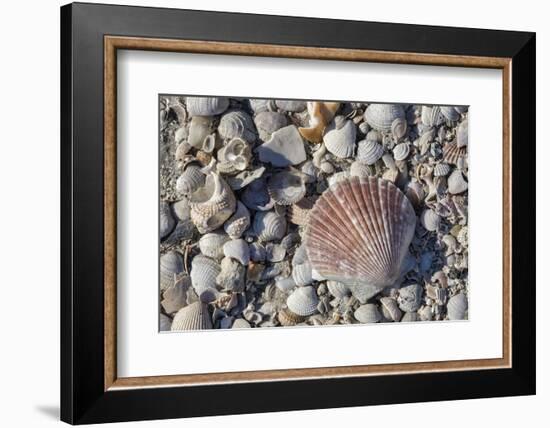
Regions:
[[356, 139, 384, 165], [190, 254, 221, 296], [278, 308, 305, 326], [199, 231, 229, 260], [393, 143, 410, 161], [391, 117, 408, 140], [443, 141, 467, 166], [457, 119, 468, 148], [292, 245, 313, 286], [223, 239, 250, 265], [253, 211, 287, 242], [323, 119, 357, 158], [434, 162, 452, 177], [286, 286, 319, 316], [176, 164, 205, 196], [421, 106, 445, 127], [160, 201, 175, 239], [398, 283, 423, 312], [254, 111, 288, 134], [186, 96, 229, 117], [354, 304, 382, 323], [189, 173, 236, 233], [160, 251, 184, 292], [171, 302, 213, 331], [188, 116, 214, 148], [349, 161, 371, 178], [288, 196, 315, 226], [447, 292, 468, 320], [440, 106, 461, 122], [326, 281, 350, 299], [364, 104, 406, 132], [218, 110, 256, 142], [420, 208, 440, 232], [267, 169, 306, 205], [224, 201, 250, 239], [217, 138, 252, 174], [304, 176, 416, 294], [299, 102, 340, 143], [380, 297, 402, 322], [447, 170, 468, 194]]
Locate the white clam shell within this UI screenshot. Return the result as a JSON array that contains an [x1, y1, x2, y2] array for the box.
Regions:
[[447, 170, 468, 194], [457, 119, 468, 148], [160, 251, 184, 292], [160, 201, 175, 239], [199, 231, 229, 260], [223, 239, 250, 265], [190, 254, 221, 295], [176, 164, 205, 196], [186, 96, 229, 117], [267, 169, 306, 205], [224, 201, 250, 239], [391, 117, 408, 140], [286, 286, 319, 316], [253, 211, 287, 242], [218, 110, 256, 142], [447, 292, 468, 320], [323, 119, 357, 158], [171, 302, 213, 331], [420, 208, 440, 232], [188, 116, 214, 148], [364, 104, 406, 132], [356, 139, 384, 165], [392, 142, 410, 161], [354, 304, 382, 323], [304, 177, 416, 294]]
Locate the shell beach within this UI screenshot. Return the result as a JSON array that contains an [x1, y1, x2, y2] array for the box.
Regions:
[[159, 96, 469, 331]]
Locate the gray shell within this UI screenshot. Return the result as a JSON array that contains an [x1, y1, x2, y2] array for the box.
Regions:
[[160, 201, 176, 239], [232, 318, 251, 329], [223, 239, 250, 265], [323, 119, 357, 159], [249, 242, 266, 262], [398, 283, 423, 312], [392, 142, 410, 161], [356, 139, 384, 165], [226, 167, 266, 190], [434, 162, 452, 177], [254, 111, 288, 134], [161, 274, 195, 314], [457, 119, 468, 148], [380, 297, 402, 322], [249, 99, 277, 114], [401, 312, 421, 322], [188, 116, 214, 148], [326, 281, 350, 299], [186, 96, 229, 117], [218, 110, 256, 142], [349, 161, 371, 178], [291, 245, 313, 286], [391, 117, 408, 140], [172, 199, 190, 222], [199, 231, 229, 260], [160, 313, 172, 331], [267, 169, 306, 205], [447, 170, 468, 194], [364, 104, 406, 132], [190, 254, 221, 295], [354, 304, 382, 323], [257, 125, 307, 167], [420, 208, 440, 232], [216, 256, 245, 292], [275, 100, 307, 112], [176, 164, 205, 196], [160, 251, 184, 292], [421, 106, 445, 127], [253, 211, 287, 242], [286, 286, 319, 316], [224, 201, 250, 239], [241, 178, 275, 211], [171, 302, 213, 331], [440, 106, 462, 122], [447, 293, 468, 320]]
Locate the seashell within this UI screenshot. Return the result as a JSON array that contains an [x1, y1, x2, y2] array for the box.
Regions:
[[420, 208, 440, 232], [257, 125, 307, 167], [392, 142, 410, 161], [447, 293, 468, 320], [168, 101, 187, 124], [199, 231, 229, 260], [218, 110, 256, 142], [241, 179, 275, 212], [419, 305, 433, 321], [443, 141, 467, 166], [292, 245, 313, 286], [327, 171, 350, 188], [356, 139, 384, 165], [171, 302, 213, 331], [226, 166, 266, 190], [188, 116, 214, 148], [304, 177, 416, 294], [434, 162, 452, 177], [379, 297, 402, 322], [174, 125, 188, 144], [190, 254, 221, 295], [201, 134, 216, 154], [254, 111, 288, 134], [323, 119, 357, 158], [358, 120, 370, 134], [345, 162, 368, 180], [249, 99, 277, 114], [320, 161, 334, 174], [286, 286, 319, 316], [232, 318, 251, 329], [299, 102, 340, 143], [278, 308, 306, 326], [267, 169, 306, 205], [442, 234, 458, 256], [366, 129, 382, 143], [217, 137, 252, 174], [175, 142, 192, 166], [354, 304, 382, 323], [457, 119, 468, 148], [160, 201, 176, 239], [364, 104, 406, 132], [186, 96, 229, 117], [288, 196, 315, 226], [440, 106, 462, 122], [189, 173, 236, 233], [249, 242, 266, 262], [216, 256, 245, 292], [391, 117, 408, 140], [160, 251, 184, 292], [266, 243, 286, 263], [301, 160, 317, 183], [421, 106, 445, 127], [224, 201, 250, 239], [447, 170, 468, 195], [161, 274, 195, 314], [176, 164, 205, 196], [223, 239, 250, 265], [326, 281, 350, 299], [405, 180, 425, 207], [253, 211, 287, 242], [275, 276, 296, 293], [398, 283, 423, 312], [275, 100, 307, 112], [401, 312, 420, 322], [160, 313, 172, 331]]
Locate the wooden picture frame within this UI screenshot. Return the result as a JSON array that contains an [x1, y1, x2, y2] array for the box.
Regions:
[[61, 2, 535, 424]]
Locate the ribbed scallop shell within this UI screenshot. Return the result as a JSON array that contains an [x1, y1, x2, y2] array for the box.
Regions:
[[160, 251, 184, 292], [253, 211, 287, 242], [354, 304, 382, 323], [323, 119, 357, 158], [304, 177, 416, 291], [421, 106, 445, 127], [176, 164, 205, 196], [286, 286, 319, 316], [391, 117, 408, 140], [171, 302, 213, 331], [267, 169, 306, 205], [447, 170, 468, 194], [443, 142, 467, 166], [189, 173, 236, 233], [364, 104, 406, 132], [392, 143, 410, 161], [457, 119, 468, 148], [218, 110, 256, 142], [288, 196, 315, 226], [440, 106, 461, 122], [447, 292, 468, 320], [224, 201, 250, 239], [190, 254, 221, 295], [199, 231, 229, 260], [434, 162, 452, 177], [186, 96, 229, 117], [356, 139, 384, 165]]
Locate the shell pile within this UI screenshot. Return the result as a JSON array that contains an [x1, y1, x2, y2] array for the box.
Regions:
[[159, 96, 469, 331]]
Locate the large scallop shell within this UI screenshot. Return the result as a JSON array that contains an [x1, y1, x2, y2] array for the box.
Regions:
[[323, 119, 357, 158], [253, 211, 287, 242], [224, 201, 250, 239], [171, 302, 213, 331], [189, 172, 236, 233], [356, 139, 384, 165], [267, 169, 306, 205], [218, 110, 256, 142], [160, 251, 184, 292], [304, 177, 416, 292], [186, 96, 229, 117], [190, 254, 221, 296], [286, 286, 319, 316], [364, 104, 406, 132]]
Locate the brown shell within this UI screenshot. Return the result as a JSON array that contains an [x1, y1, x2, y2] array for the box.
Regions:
[[278, 308, 306, 326], [443, 141, 467, 166], [304, 177, 416, 290], [288, 196, 316, 226]]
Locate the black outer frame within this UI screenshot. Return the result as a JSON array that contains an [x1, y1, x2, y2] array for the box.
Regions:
[[60, 2, 535, 424]]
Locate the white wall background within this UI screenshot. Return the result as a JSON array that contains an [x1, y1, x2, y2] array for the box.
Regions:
[[0, 0, 545, 426]]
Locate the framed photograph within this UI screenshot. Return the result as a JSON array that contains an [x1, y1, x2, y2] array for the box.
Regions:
[[61, 2, 535, 424]]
